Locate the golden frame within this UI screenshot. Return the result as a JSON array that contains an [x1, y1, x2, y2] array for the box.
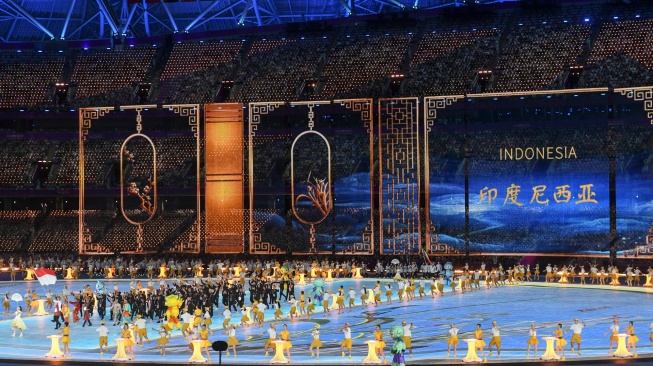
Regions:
[[78, 104, 201, 255], [248, 99, 375, 255]]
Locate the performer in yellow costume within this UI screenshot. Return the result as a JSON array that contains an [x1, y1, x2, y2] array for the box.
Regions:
[[309, 325, 322, 360], [23, 290, 31, 316], [566, 318, 585, 355], [240, 305, 250, 326], [273, 300, 283, 322], [627, 321, 639, 356], [289, 295, 298, 320], [371, 325, 387, 363], [154, 325, 169, 356], [526, 324, 539, 358], [228, 324, 239, 358], [199, 324, 212, 360], [10, 306, 27, 337], [385, 283, 393, 305], [261, 323, 276, 357], [604, 318, 620, 354], [299, 292, 307, 317], [374, 283, 382, 305], [446, 323, 460, 359], [554, 324, 567, 360], [120, 323, 135, 360], [307, 298, 315, 317], [339, 322, 353, 359], [337, 287, 346, 314], [96, 320, 109, 355], [193, 307, 203, 326], [474, 324, 487, 360], [429, 281, 437, 298], [2, 292, 10, 316], [203, 308, 212, 331], [323, 291, 330, 316], [280, 324, 292, 360], [402, 320, 415, 359], [61, 322, 72, 358], [488, 321, 501, 359]]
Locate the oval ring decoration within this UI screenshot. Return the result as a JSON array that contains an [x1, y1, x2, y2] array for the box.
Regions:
[[290, 130, 332, 226], [120, 133, 157, 225]]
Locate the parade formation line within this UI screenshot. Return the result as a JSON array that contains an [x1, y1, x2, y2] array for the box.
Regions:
[[0, 277, 651, 365]]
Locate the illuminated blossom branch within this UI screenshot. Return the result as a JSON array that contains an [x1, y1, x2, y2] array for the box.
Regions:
[[295, 172, 331, 217], [127, 179, 155, 216], [122, 147, 134, 163]]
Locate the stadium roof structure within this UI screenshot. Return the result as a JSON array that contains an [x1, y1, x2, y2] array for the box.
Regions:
[[0, 0, 515, 43]]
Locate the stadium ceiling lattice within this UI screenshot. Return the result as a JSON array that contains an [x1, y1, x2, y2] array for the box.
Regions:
[[0, 0, 511, 42]]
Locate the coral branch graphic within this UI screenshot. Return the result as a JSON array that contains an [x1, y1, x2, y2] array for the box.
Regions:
[[295, 172, 331, 218], [127, 178, 155, 216]]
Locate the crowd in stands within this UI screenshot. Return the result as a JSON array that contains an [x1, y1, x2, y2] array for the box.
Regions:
[[405, 29, 499, 96], [157, 41, 242, 104], [0, 138, 48, 188], [583, 19, 653, 88], [233, 36, 329, 102], [0, 3, 652, 108], [0, 50, 67, 110], [70, 47, 156, 107], [315, 26, 411, 100], [9, 208, 196, 253], [582, 53, 653, 88], [493, 23, 590, 92], [97, 209, 195, 253], [29, 210, 79, 252], [248, 135, 291, 183], [0, 211, 37, 252]]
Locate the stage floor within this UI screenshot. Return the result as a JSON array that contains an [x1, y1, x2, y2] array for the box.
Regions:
[[0, 278, 651, 364]]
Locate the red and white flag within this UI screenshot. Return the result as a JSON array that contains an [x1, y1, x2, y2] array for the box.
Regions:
[[34, 268, 57, 286]]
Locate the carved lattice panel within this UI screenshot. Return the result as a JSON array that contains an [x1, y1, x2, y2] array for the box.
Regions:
[[378, 98, 421, 255]]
